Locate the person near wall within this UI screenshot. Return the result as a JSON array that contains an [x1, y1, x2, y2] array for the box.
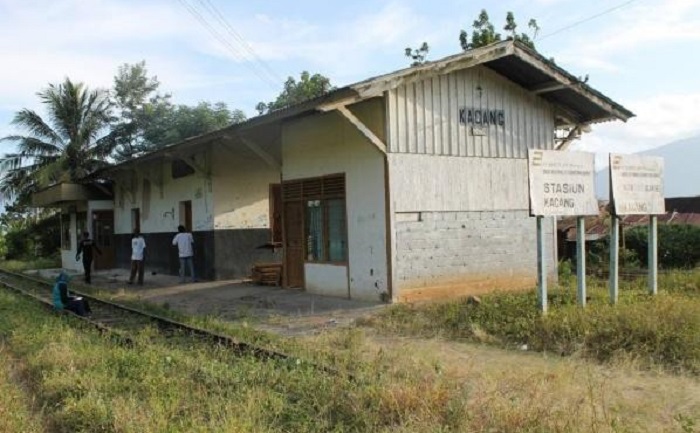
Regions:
[[76, 231, 101, 284], [172, 225, 195, 283], [52, 271, 91, 316], [128, 229, 146, 285]]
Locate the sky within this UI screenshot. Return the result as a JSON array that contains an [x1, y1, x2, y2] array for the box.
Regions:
[[0, 0, 699, 167]]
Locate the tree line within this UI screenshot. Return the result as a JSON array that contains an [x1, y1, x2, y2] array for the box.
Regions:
[[0, 8, 542, 262]]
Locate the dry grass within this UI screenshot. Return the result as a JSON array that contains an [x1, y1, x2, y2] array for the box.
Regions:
[[0, 344, 47, 433], [309, 328, 700, 433]]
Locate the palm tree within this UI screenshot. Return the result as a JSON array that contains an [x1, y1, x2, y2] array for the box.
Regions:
[[0, 78, 117, 204]]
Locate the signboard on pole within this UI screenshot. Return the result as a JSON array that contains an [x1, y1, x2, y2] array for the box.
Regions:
[[609, 154, 665, 215], [528, 149, 598, 217]]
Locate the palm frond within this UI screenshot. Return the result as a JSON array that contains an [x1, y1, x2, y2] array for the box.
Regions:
[[2, 135, 61, 157], [8, 109, 65, 146]]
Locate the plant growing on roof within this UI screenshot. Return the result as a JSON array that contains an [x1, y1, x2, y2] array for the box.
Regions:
[[0, 78, 118, 204], [460, 10, 539, 51], [405, 42, 430, 67]]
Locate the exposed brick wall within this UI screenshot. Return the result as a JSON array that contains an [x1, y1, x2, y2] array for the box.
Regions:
[[395, 210, 555, 299]]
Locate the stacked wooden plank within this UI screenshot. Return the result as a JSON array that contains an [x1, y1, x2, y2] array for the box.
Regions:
[[251, 262, 283, 286]]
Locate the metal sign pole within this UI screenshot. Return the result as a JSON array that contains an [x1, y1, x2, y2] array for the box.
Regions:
[[537, 216, 547, 313], [648, 215, 658, 295], [609, 215, 619, 304], [576, 216, 586, 307]]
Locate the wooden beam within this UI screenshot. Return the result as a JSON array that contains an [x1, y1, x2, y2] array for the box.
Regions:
[[555, 125, 581, 151], [92, 183, 113, 198], [513, 46, 633, 122], [530, 81, 567, 94], [336, 105, 387, 154], [238, 136, 281, 170], [352, 43, 514, 98]]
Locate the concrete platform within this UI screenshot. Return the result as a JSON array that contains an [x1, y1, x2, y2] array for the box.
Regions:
[[27, 268, 386, 336]]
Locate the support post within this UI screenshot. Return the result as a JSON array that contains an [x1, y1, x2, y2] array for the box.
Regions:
[[648, 215, 658, 295], [576, 216, 586, 307], [609, 216, 619, 304], [536, 216, 547, 313]]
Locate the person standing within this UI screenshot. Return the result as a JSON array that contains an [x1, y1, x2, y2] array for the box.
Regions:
[[128, 229, 146, 285], [76, 232, 101, 284], [172, 225, 195, 283]]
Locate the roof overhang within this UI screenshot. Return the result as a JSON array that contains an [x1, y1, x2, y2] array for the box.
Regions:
[[347, 40, 634, 125], [97, 41, 633, 175], [31, 182, 113, 208]]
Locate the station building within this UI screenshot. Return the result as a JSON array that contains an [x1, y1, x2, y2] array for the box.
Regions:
[[35, 41, 633, 302]]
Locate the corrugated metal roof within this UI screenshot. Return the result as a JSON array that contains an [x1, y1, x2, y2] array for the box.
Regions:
[[559, 197, 700, 241]]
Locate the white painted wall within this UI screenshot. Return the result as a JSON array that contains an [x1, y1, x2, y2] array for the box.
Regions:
[[389, 154, 529, 212], [60, 210, 80, 272], [304, 263, 348, 298], [58, 200, 113, 272], [282, 99, 388, 301], [113, 152, 214, 235], [211, 143, 279, 230]]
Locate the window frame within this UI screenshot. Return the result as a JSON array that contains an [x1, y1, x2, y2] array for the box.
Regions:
[[283, 174, 347, 265]]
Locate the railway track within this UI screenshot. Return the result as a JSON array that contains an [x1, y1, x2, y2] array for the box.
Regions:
[[0, 269, 326, 370]]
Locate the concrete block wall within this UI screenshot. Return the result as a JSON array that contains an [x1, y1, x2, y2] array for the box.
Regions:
[[394, 210, 555, 300]]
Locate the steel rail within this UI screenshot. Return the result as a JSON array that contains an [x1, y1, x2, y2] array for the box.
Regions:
[[0, 269, 330, 370]]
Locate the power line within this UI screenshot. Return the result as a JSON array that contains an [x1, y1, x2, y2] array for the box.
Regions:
[[196, 0, 284, 85], [538, 0, 642, 41], [175, 0, 281, 92]]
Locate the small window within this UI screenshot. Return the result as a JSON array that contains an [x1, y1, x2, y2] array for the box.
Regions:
[[75, 212, 87, 247], [171, 159, 195, 179], [131, 208, 140, 233], [269, 184, 282, 244], [61, 214, 71, 250], [179, 200, 192, 232]]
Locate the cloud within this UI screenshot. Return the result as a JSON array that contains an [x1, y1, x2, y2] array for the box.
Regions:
[[573, 91, 700, 167], [549, 0, 700, 72]]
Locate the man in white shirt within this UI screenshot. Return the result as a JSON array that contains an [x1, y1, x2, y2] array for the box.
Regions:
[[128, 229, 146, 285], [172, 225, 195, 283]]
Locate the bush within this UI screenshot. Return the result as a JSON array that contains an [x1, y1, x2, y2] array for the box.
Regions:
[[375, 271, 700, 373], [2, 213, 60, 260], [627, 224, 700, 268]]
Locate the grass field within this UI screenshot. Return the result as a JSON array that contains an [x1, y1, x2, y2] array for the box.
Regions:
[[367, 270, 700, 374], [0, 268, 698, 431]]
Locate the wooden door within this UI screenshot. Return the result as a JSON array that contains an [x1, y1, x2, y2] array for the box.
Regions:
[[179, 200, 192, 231], [92, 211, 115, 270], [284, 201, 304, 288]]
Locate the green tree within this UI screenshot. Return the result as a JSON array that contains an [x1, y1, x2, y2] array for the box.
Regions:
[[405, 42, 430, 67], [112, 61, 171, 159], [142, 102, 246, 150], [627, 224, 700, 269], [112, 62, 247, 159], [0, 78, 117, 204], [460, 10, 539, 51], [257, 71, 334, 114]]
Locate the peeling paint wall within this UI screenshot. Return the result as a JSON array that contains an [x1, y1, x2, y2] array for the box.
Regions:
[[282, 98, 388, 302], [211, 145, 279, 230], [113, 152, 214, 235]]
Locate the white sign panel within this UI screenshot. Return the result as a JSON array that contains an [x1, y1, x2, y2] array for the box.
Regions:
[[528, 149, 598, 216], [610, 154, 665, 215]]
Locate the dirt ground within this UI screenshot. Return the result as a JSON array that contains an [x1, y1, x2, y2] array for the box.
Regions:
[[29, 267, 386, 336]]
